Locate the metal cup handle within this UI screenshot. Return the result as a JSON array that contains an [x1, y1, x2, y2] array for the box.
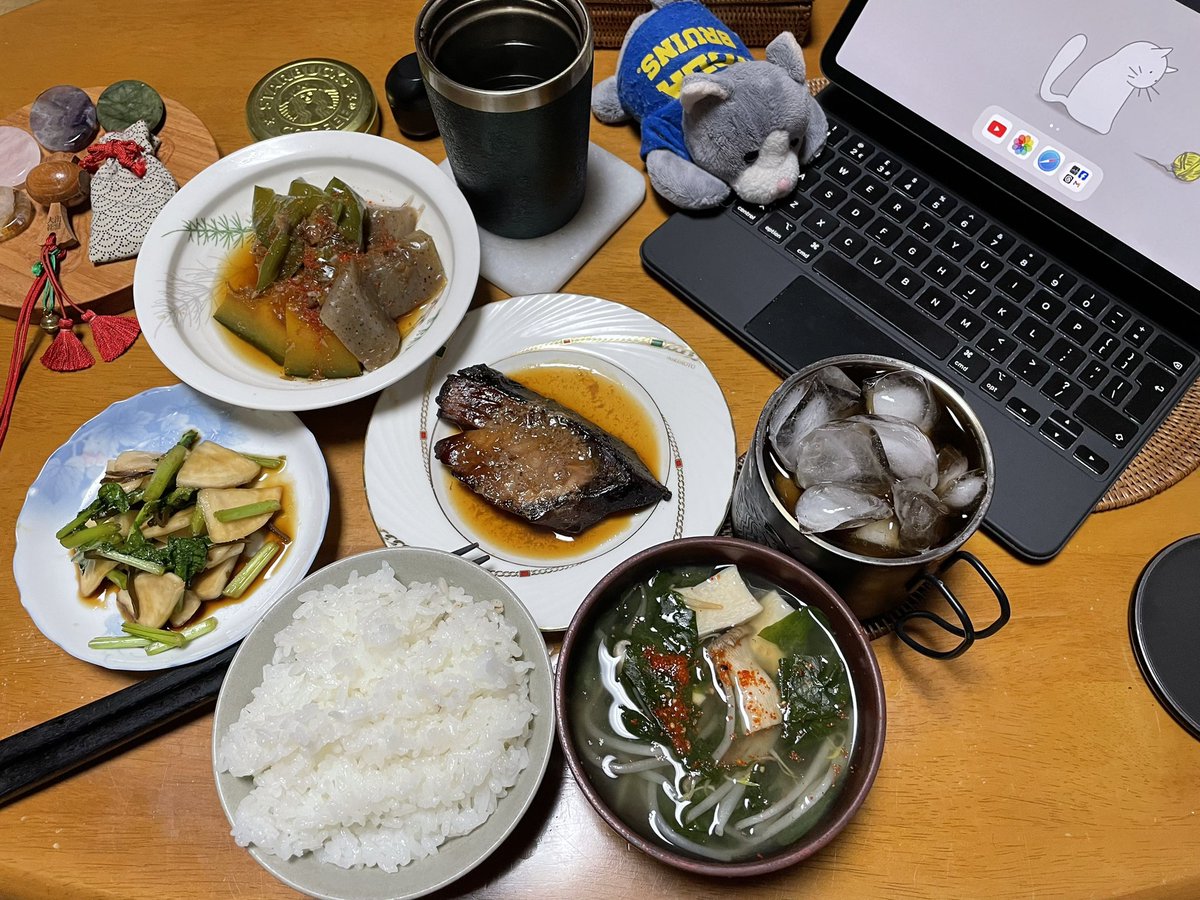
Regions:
[[894, 550, 1011, 660]]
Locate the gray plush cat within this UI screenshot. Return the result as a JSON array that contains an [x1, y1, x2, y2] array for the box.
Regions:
[[592, 0, 827, 210]]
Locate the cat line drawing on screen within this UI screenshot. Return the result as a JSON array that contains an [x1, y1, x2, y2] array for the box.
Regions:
[[1040, 34, 1177, 134]]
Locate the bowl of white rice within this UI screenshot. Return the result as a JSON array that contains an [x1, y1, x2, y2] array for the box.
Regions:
[[211, 546, 554, 900]]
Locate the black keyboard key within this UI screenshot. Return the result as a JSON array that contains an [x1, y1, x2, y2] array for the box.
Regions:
[[981, 369, 1015, 400], [866, 152, 899, 179], [813, 181, 848, 209], [837, 198, 873, 226], [1113, 347, 1142, 375], [1124, 385, 1168, 425], [858, 247, 895, 278], [895, 170, 930, 197], [758, 213, 796, 244], [802, 209, 839, 238], [1100, 376, 1132, 405], [1040, 419, 1077, 450], [795, 167, 820, 191], [916, 287, 953, 319], [1010, 244, 1047, 275], [951, 275, 988, 308], [1037, 265, 1077, 295], [935, 231, 971, 262], [922, 255, 960, 288], [966, 249, 1003, 282], [780, 192, 813, 219], [907, 211, 944, 243], [832, 227, 867, 259], [1060, 310, 1098, 346], [843, 137, 874, 162], [880, 192, 917, 223], [1041, 373, 1083, 409], [1137, 362, 1177, 393], [812, 253, 958, 359], [894, 235, 931, 266], [1078, 361, 1107, 389], [1050, 410, 1084, 441], [949, 346, 989, 382], [1074, 445, 1110, 475], [1101, 305, 1131, 332], [885, 265, 924, 299], [1011, 349, 1051, 386], [788, 232, 824, 262], [1147, 334, 1195, 376], [827, 159, 862, 187], [921, 189, 957, 217], [979, 225, 1016, 256], [1091, 332, 1119, 361], [1028, 290, 1066, 323], [1076, 395, 1137, 447], [865, 218, 901, 247], [1069, 285, 1108, 318], [978, 328, 1016, 363], [995, 269, 1034, 301], [1124, 319, 1152, 347], [949, 207, 985, 236], [852, 174, 887, 203], [1007, 396, 1039, 425], [1014, 316, 1054, 350], [981, 296, 1021, 327], [732, 201, 767, 223], [948, 308, 985, 340], [825, 121, 848, 147], [1047, 337, 1086, 373]]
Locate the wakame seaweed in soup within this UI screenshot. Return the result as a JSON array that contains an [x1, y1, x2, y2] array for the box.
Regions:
[[569, 565, 857, 863]]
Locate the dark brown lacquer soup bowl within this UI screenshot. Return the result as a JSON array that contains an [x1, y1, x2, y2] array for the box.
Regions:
[[555, 536, 886, 877]]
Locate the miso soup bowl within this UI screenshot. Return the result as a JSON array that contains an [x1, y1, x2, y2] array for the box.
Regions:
[[555, 536, 886, 878]]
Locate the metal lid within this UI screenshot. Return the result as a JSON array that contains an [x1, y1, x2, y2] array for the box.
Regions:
[[246, 58, 378, 141]]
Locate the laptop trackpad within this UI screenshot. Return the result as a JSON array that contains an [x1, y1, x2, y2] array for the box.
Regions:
[[746, 275, 917, 371]]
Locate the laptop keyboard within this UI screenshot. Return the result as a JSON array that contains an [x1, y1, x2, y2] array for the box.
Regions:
[[730, 117, 1195, 478]]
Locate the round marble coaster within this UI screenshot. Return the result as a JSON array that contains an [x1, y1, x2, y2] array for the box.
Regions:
[[97, 80, 165, 132], [0, 126, 41, 187], [29, 85, 97, 152]]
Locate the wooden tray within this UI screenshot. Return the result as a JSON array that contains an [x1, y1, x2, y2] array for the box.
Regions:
[[0, 86, 219, 318]]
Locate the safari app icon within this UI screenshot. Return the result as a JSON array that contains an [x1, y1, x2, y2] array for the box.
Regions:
[[1037, 148, 1063, 173]]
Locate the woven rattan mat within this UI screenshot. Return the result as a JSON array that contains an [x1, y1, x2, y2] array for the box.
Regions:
[[804, 78, 1200, 509]]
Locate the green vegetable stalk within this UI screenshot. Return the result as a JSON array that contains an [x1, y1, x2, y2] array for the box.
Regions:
[[222, 542, 280, 598], [143, 430, 199, 504], [214, 499, 281, 523]]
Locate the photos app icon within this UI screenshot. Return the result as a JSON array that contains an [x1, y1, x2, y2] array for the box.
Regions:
[[1010, 131, 1038, 158]]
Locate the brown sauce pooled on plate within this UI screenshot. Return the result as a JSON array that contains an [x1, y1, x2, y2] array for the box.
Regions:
[[442, 363, 663, 561]]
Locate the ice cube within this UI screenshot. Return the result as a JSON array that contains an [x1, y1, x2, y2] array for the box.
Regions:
[[892, 476, 948, 552], [791, 420, 890, 491], [847, 516, 901, 554], [865, 370, 938, 434], [851, 414, 938, 488], [941, 469, 987, 510], [770, 369, 862, 471], [935, 446, 970, 495], [793, 483, 891, 533]]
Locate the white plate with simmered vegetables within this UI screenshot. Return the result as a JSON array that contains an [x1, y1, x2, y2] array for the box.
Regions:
[[14, 384, 329, 670], [133, 131, 480, 411], [364, 294, 738, 631]]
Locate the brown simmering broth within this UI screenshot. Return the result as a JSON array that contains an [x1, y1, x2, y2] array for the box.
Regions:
[[442, 362, 663, 561]]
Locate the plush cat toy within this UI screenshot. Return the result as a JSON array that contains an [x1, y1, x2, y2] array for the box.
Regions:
[[592, 0, 827, 210]]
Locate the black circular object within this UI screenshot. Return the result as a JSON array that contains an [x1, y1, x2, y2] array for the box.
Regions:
[[385, 53, 438, 139], [1129, 534, 1200, 740]]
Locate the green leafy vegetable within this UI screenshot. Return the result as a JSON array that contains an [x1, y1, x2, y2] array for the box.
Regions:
[[777, 654, 850, 750], [97, 482, 131, 515], [758, 610, 815, 658], [165, 536, 212, 584]]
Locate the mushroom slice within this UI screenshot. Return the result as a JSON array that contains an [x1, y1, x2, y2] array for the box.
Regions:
[[205, 541, 245, 570], [78, 557, 119, 596], [676, 566, 764, 636], [708, 625, 783, 735], [191, 548, 243, 601], [106, 450, 159, 477], [198, 487, 282, 543], [141, 507, 196, 540], [169, 590, 203, 628], [176, 442, 261, 489], [131, 572, 186, 629], [116, 589, 135, 621]]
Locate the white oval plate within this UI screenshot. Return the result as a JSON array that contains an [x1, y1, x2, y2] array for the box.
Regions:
[[212, 546, 555, 900], [14, 384, 329, 670], [133, 131, 480, 411], [364, 294, 737, 631]]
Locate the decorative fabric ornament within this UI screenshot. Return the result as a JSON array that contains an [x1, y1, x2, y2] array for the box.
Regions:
[[81, 309, 141, 361], [39, 316, 94, 371], [83, 120, 176, 264]]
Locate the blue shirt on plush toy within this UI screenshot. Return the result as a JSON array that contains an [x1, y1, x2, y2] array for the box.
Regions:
[[615, 0, 752, 160]]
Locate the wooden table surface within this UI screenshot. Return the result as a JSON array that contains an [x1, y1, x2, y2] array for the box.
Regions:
[[2, 1, 1199, 897]]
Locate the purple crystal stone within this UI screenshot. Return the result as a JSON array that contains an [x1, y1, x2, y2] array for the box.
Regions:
[[29, 85, 98, 153]]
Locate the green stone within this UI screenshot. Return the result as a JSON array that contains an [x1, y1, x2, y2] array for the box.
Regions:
[[97, 80, 165, 133]]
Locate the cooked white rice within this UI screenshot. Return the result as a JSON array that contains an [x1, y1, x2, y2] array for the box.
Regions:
[[217, 562, 537, 872]]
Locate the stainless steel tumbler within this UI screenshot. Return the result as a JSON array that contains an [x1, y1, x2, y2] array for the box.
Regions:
[[415, 0, 594, 239]]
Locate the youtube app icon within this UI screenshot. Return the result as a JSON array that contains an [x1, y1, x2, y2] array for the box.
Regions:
[[984, 115, 1011, 142]]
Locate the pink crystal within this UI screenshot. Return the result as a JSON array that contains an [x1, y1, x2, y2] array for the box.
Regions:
[[0, 126, 42, 187]]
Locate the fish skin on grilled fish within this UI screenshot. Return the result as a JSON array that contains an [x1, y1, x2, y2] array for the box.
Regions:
[[434, 365, 671, 535]]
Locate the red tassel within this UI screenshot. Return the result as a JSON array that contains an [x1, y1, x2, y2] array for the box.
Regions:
[[40, 318, 94, 372], [82, 310, 141, 362]]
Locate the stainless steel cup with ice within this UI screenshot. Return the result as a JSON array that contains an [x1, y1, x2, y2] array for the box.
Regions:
[[731, 354, 1009, 659]]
